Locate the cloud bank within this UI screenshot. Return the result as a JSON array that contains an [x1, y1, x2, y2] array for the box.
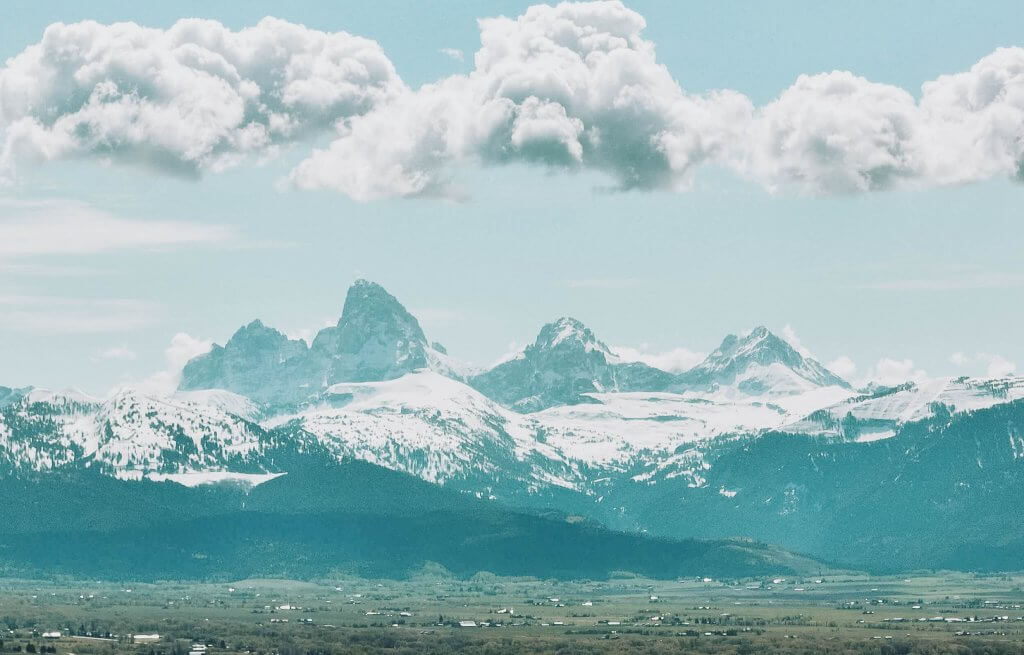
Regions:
[[2, 3, 1023, 198], [0, 17, 402, 182]]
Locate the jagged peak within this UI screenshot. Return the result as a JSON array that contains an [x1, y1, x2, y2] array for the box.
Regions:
[[331, 279, 425, 339], [685, 325, 849, 390], [227, 319, 294, 344], [532, 317, 611, 355], [341, 279, 404, 313]]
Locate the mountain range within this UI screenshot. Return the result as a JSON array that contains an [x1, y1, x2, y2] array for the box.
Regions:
[[4, 279, 1024, 577]]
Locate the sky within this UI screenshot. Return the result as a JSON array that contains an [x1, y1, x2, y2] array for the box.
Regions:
[[1, 0, 1023, 394]]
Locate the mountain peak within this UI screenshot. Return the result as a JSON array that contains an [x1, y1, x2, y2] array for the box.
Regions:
[[311, 279, 430, 383], [680, 326, 850, 393], [469, 317, 674, 411], [229, 319, 292, 346], [342, 279, 399, 314], [180, 280, 455, 404], [532, 317, 612, 356]]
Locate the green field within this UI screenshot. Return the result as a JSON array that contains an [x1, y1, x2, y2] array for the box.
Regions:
[[3, 572, 1024, 654]]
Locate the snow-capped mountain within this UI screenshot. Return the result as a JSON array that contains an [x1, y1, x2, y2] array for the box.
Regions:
[[676, 326, 850, 395], [9, 280, 1024, 573], [783, 375, 1024, 441], [266, 370, 582, 494], [469, 317, 675, 411], [180, 280, 457, 406], [0, 388, 317, 479]]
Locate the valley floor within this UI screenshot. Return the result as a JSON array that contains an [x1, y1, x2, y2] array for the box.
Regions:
[[3, 573, 1024, 654]]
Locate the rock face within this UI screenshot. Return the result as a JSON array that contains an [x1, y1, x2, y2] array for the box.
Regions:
[[181, 320, 313, 405], [676, 326, 850, 394], [180, 280, 442, 406], [310, 279, 430, 383], [469, 317, 675, 412]]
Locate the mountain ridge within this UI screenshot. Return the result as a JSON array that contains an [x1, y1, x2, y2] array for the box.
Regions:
[[8, 279, 1024, 575]]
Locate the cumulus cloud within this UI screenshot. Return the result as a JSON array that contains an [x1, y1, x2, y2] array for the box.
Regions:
[[734, 72, 922, 193], [826, 355, 857, 380], [0, 17, 403, 181], [3, 4, 1024, 198], [918, 48, 1024, 185], [135, 332, 213, 394], [289, 1, 751, 199], [863, 357, 929, 386], [734, 48, 1024, 193], [950, 351, 1017, 378], [612, 344, 705, 373], [289, 3, 1024, 200], [781, 324, 814, 358]]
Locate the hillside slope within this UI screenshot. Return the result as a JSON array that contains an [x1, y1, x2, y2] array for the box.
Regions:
[[0, 461, 821, 580]]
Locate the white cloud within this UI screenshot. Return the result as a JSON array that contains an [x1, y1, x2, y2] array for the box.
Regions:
[[0, 17, 403, 182], [731, 47, 1024, 193], [986, 355, 1018, 378], [917, 47, 1024, 186], [92, 345, 137, 362], [3, 5, 1023, 198], [439, 48, 464, 62], [949, 351, 1017, 378], [289, 1, 751, 200], [612, 344, 705, 373], [289, 3, 1024, 200], [0, 295, 158, 333], [135, 332, 213, 395], [733, 71, 921, 193], [285, 318, 336, 346], [492, 341, 527, 367], [0, 198, 232, 258], [781, 324, 813, 358], [285, 327, 317, 346], [863, 357, 929, 386], [826, 355, 857, 380]]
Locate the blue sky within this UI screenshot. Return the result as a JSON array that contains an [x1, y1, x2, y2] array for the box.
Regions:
[[1, 1, 1023, 393]]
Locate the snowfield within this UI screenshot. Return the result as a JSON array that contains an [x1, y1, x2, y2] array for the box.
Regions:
[[6, 369, 1024, 493], [783, 376, 1024, 439]]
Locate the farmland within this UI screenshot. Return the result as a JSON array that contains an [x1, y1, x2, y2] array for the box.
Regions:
[[3, 571, 1024, 654]]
